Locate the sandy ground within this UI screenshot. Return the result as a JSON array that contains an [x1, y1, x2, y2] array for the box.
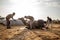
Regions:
[[0, 24, 60, 40]]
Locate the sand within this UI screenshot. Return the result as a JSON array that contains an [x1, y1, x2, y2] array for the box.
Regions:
[[0, 24, 60, 40]]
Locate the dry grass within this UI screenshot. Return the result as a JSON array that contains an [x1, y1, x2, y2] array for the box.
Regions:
[[0, 24, 60, 40]]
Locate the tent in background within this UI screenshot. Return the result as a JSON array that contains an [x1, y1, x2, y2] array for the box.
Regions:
[[0, 17, 5, 23], [2, 20, 24, 26]]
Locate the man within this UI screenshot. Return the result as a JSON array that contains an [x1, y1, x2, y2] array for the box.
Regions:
[[6, 12, 15, 29], [24, 16, 34, 29], [47, 16, 52, 29]]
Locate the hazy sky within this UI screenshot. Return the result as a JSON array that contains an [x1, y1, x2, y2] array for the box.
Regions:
[[0, 0, 60, 20]]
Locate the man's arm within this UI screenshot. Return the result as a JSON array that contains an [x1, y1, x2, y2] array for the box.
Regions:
[[12, 17, 14, 19], [12, 16, 16, 21]]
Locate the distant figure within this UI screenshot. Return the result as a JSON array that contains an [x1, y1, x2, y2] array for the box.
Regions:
[[6, 12, 15, 29], [47, 16, 52, 29]]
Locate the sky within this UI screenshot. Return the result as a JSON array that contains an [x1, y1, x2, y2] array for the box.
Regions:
[[0, 0, 60, 20]]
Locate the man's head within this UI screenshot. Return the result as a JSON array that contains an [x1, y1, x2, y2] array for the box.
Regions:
[[47, 16, 49, 19], [12, 12, 15, 16]]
